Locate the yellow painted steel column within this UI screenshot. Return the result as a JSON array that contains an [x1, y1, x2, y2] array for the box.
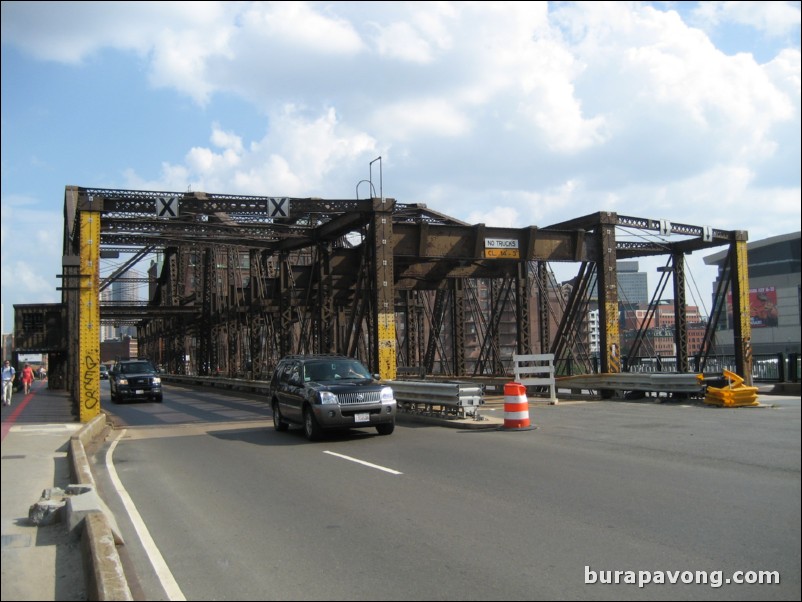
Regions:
[[598, 215, 621, 375], [732, 237, 753, 386], [606, 301, 621, 373], [378, 311, 397, 380], [373, 199, 396, 380], [78, 210, 101, 422]]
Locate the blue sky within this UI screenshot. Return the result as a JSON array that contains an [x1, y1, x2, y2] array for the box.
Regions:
[[2, 1, 800, 335]]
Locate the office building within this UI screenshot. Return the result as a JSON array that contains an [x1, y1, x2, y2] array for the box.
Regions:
[[704, 231, 801, 355]]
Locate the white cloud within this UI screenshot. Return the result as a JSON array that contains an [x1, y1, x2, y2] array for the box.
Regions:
[[372, 99, 470, 140], [765, 47, 802, 95], [148, 26, 232, 105], [0, 1, 235, 64], [4, 1, 794, 208], [368, 1, 456, 62], [467, 206, 519, 227], [0, 197, 63, 320], [240, 1, 364, 55], [372, 21, 435, 63], [128, 105, 378, 197], [210, 125, 244, 154], [692, 1, 802, 38]]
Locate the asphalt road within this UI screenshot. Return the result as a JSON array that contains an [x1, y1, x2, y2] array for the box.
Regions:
[[92, 382, 801, 601]]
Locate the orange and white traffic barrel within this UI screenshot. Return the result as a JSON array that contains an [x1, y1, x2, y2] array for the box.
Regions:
[[502, 382, 535, 430]]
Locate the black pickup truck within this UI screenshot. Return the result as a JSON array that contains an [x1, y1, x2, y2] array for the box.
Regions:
[[109, 359, 163, 403]]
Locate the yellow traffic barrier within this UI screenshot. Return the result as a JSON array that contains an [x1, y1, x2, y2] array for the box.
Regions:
[[704, 370, 759, 407]]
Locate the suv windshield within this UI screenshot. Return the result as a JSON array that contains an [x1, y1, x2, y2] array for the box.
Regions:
[[121, 361, 156, 374], [303, 359, 371, 382]]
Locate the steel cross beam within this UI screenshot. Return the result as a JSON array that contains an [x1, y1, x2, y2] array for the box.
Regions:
[[59, 186, 752, 405]]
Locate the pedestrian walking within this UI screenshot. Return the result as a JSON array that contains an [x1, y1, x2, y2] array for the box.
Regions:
[[21, 363, 35, 395], [2, 360, 15, 406]]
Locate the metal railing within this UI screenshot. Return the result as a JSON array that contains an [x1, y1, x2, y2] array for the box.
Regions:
[[386, 380, 484, 418], [555, 352, 800, 383], [160, 374, 487, 418]]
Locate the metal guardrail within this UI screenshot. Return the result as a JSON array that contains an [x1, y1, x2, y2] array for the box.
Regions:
[[386, 380, 484, 418], [161, 355, 802, 402], [162, 375, 487, 418], [555, 372, 703, 394], [162, 374, 272, 395], [556, 352, 801, 383]]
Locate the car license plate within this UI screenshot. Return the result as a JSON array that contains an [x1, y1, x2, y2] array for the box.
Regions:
[[354, 412, 370, 423], [135, 390, 144, 395]]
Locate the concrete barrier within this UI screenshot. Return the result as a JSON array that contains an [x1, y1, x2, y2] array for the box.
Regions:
[[69, 438, 95, 487], [68, 413, 133, 600], [82, 512, 132, 601]]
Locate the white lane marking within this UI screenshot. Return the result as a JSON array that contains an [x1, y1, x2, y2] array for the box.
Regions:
[[323, 451, 403, 475], [107, 431, 187, 601]]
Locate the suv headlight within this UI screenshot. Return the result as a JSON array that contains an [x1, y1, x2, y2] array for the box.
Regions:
[[152, 376, 161, 384], [118, 377, 129, 385], [319, 391, 338, 404], [381, 386, 395, 404]]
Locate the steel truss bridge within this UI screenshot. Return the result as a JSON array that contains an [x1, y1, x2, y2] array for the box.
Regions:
[[55, 186, 752, 421]]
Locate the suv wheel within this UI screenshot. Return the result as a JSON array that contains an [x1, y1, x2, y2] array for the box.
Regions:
[[376, 423, 395, 436], [272, 400, 289, 432], [303, 406, 323, 441]]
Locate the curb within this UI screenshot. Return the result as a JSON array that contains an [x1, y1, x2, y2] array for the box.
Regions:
[[82, 512, 132, 601], [769, 382, 801, 396], [496, 424, 539, 432], [396, 411, 503, 430], [68, 414, 133, 601]]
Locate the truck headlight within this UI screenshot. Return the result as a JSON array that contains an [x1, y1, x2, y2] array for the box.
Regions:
[[319, 391, 338, 404]]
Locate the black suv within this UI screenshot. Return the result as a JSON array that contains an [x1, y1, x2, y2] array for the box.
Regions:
[[109, 359, 163, 403], [269, 355, 396, 440]]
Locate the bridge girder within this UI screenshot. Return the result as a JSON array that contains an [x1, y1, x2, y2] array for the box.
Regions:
[[57, 186, 751, 416]]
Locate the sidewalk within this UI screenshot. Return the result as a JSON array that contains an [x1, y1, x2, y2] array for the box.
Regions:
[[1, 380, 85, 601]]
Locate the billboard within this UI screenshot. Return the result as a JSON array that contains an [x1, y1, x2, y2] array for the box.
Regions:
[[727, 286, 779, 328], [750, 287, 779, 327]]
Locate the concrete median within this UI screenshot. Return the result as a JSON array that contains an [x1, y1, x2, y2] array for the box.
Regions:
[[68, 413, 133, 601]]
